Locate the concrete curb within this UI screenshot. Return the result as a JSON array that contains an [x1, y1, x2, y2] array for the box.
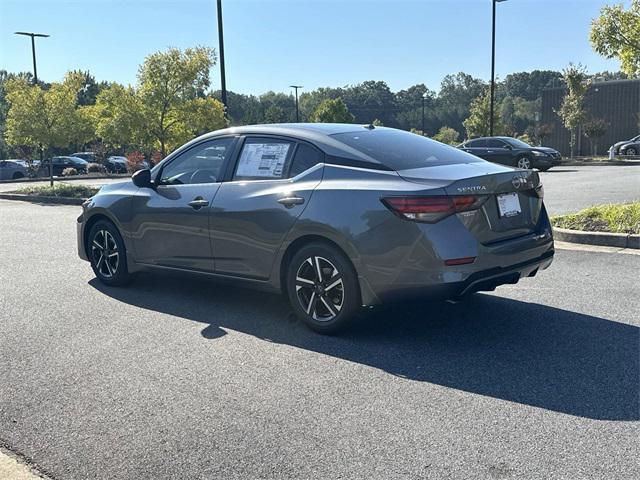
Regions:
[[553, 227, 640, 249], [559, 160, 640, 167], [0, 193, 85, 205], [0, 174, 129, 184]]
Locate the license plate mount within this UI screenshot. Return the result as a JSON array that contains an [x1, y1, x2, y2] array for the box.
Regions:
[[497, 192, 521, 218]]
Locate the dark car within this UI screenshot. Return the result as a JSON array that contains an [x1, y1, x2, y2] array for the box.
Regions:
[[78, 124, 554, 334], [71, 152, 97, 163], [610, 135, 640, 156], [47, 156, 89, 176], [458, 137, 562, 171], [105, 156, 128, 173]]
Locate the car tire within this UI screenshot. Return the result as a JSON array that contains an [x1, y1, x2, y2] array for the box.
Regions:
[[624, 147, 637, 156], [286, 242, 360, 334], [516, 156, 532, 169], [88, 220, 132, 286]]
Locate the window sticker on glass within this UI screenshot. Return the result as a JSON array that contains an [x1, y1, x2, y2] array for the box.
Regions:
[[236, 142, 290, 178]]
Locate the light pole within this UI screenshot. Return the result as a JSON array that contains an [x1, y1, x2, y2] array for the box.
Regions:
[[421, 93, 427, 135], [15, 31, 50, 184], [14, 31, 49, 84], [216, 0, 228, 117], [490, 0, 508, 137], [290, 85, 303, 122]]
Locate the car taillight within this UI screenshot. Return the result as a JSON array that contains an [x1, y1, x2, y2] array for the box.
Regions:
[[381, 195, 488, 223]]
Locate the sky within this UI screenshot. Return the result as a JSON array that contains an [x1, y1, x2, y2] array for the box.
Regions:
[[0, 0, 623, 95]]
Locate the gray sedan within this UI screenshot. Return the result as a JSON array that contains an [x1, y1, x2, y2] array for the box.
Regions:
[[77, 124, 554, 333], [0, 159, 29, 180]]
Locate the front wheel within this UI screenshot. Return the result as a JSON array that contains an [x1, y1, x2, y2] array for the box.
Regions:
[[286, 243, 360, 334], [624, 147, 638, 156], [88, 220, 132, 286], [517, 156, 532, 169]]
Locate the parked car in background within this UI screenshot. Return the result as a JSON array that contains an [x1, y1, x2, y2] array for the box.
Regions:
[[458, 137, 562, 171], [47, 156, 89, 176], [71, 152, 97, 163], [609, 135, 640, 156], [78, 124, 554, 334], [105, 156, 128, 173], [0, 159, 29, 180]]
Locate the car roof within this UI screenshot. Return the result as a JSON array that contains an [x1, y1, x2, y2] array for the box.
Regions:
[[179, 123, 395, 167]]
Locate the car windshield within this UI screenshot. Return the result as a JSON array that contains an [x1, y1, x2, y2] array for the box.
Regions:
[[504, 138, 532, 149], [331, 129, 482, 170]]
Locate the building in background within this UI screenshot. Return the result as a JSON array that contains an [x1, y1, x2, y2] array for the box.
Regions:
[[541, 79, 640, 156]]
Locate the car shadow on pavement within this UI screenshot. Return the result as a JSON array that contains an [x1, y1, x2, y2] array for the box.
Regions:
[[90, 273, 639, 422]]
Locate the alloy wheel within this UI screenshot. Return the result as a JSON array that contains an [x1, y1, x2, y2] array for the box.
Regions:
[[91, 230, 119, 278], [626, 147, 637, 155], [517, 157, 531, 169], [295, 256, 344, 322]]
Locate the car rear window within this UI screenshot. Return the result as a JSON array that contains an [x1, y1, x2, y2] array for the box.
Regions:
[[331, 129, 482, 170]]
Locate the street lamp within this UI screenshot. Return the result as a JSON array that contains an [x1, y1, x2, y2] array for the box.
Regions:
[[490, 0, 508, 137], [216, 0, 228, 116], [290, 85, 303, 122], [14, 31, 49, 84]]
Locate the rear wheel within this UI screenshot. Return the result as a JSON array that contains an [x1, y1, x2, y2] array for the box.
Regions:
[[286, 243, 360, 334], [88, 220, 131, 286], [624, 146, 638, 156], [517, 156, 532, 169]]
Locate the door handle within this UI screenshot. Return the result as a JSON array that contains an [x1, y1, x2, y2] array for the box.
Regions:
[[278, 196, 305, 208], [188, 197, 209, 209]]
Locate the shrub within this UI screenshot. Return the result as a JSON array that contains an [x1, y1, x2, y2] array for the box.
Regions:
[[87, 162, 106, 173], [433, 126, 460, 145], [126, 151, 146, 172], [61, 167, 78, 176], [150, 150, 164, 166]]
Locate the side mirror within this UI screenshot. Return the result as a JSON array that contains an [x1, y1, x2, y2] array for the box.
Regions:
[[132, 168, 153, 188]]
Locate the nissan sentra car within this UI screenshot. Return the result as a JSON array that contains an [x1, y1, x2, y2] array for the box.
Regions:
[[78, 124, 554, 333]]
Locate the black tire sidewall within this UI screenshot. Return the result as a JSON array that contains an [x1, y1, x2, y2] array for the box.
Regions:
[[88, 220, 130, 286], [286, 242, 360, 334]]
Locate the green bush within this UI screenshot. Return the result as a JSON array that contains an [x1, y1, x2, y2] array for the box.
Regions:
[[14, 183, 99, 198], [552, 202, 640, 234]]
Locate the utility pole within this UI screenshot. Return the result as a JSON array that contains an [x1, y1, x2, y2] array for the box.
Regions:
[[216, 0, 228, 117], [421, 94, 426, 135], [490, 0, 508, 137], [290, 85, 303, 122]]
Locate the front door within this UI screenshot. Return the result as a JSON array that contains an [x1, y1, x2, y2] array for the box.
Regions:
[[130, 137, 236, 272], [209, 137, 324, 279]]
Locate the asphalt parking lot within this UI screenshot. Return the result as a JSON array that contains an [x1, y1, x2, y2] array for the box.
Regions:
[[0, 165, 639, 479]]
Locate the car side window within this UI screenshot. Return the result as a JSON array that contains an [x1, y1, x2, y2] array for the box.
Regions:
[[233, 138, 294, 181], [288, 143, 323, 177], [466, 139, 485, 148], [160, 137, 234, 185], [486, 139, 506, 148]]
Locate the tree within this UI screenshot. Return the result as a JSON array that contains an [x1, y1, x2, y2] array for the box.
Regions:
[[432, 126, 460, 145], [502, 70, 563, 100], [463, 88, 503, 139], [584, 118, 608, 155], [310, 98, 354, 123], [89, 83, 145, 152], [4, 71, 88, 156], [590, 0, 640, 77], [556, 64, 590, 157], [264, 105, 287, 123], [436, 72, 486, 134], [137, 46, 225, 156]]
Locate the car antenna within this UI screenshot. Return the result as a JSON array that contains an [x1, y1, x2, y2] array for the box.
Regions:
[[363, 124, 375, 130]]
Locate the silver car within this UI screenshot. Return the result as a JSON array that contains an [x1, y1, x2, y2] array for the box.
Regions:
[[78, 124, 554, 333], [0, 159, 29, 180]]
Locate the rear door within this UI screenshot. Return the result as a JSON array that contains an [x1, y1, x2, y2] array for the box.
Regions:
[[209, 137, 323, 279], [461, 138, 489, 159], [130, 137, 236, 272]]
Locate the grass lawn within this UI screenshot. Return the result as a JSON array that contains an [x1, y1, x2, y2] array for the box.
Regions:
[[552, 202, 640, 235], [13, 183, 99, 199]]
